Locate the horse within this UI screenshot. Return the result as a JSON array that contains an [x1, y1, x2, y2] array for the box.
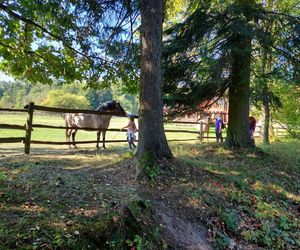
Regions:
[[64, 100, 127, 149]]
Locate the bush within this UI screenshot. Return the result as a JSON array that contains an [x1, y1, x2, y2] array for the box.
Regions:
[[41, 90, 90, 109]]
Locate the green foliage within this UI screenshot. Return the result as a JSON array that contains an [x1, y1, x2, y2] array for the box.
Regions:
[[163, 0, 300, 115], [0, 1, 140, 91], [273, 84, 300, 138], [173, 142, 300, 249], [41, 90, 90, 109], [0, 80, 138, 112], [0, 93, 13, 108], [214, 232, 231, 250], [139, 151, 161, 182], [165, 0, 188, 22], [126, 235, 143, 250], [222, 209, 240, 232], [111, 82, 139, 113], [0, 171, 7, 181]]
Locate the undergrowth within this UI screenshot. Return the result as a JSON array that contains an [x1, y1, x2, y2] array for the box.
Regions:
[[1, 141, 299, 249], [167, 140, 300, 249]]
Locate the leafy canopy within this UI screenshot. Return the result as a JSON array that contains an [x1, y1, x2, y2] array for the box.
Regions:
[[163, 0, 300, 115], [0, 0, 140, 88]]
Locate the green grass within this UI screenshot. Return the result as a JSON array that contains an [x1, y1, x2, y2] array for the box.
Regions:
[[167, 141, 300, 249], [0, 113, 201, 153], [1, 112, 299, 249], [0, 149, 138, 249]]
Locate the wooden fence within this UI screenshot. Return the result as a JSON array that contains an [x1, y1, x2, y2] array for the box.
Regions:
[[0, 103, 289, 154], [0, 102, 202, 154]]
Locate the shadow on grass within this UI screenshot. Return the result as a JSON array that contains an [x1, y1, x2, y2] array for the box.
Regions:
[[0, 148, 138, 249], [0, 143, 129, 156], [166, 141, 300, 249]]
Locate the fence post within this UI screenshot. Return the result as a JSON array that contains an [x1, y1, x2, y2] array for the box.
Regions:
[[199, 122, 203, 143], [24, 102, 34, 154]]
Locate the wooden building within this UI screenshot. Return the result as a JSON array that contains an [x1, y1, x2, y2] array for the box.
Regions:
[[171, 97, 229, 127]]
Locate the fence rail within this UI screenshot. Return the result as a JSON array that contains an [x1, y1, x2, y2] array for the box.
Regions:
[[0, 124, 26, 130], [0, 137, 25, 143], [27, 104, 127, 116], [0, 108, 28, 113], [0, 102, 289, 154], [0, 102, 203, 154]]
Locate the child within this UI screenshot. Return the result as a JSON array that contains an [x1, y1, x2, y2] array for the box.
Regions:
[[122, 114, 137, 150], [249, 116, 257, 144], [215, 114, 224, 142]]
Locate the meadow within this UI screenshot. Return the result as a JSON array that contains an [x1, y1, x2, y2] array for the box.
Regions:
[[0, 112, 204, 154], [0, 138, 299, 249], [1, 112, 299, 249]]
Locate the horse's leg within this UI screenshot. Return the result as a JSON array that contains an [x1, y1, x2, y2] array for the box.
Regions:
[[72, 129, 78, 148], [96, 130, 101, 149], [66, 129, 72, 149], [102, 130, 106, 149]]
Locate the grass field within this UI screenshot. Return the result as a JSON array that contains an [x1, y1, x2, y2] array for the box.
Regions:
[[0, 139, 299, 249], [1, 112, 299, 249], [0, 141, 300, 249], [0, 112, 204, 154]]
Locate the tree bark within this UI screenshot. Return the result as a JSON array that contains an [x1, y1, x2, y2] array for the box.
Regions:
[[260, 0, 276, 144], [226, 34, 254, 148], [262, 84, 270, 144], [137, 0, 172, 159]]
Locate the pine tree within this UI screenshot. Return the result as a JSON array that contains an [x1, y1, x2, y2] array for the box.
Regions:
[[163, 0, 299, 148]]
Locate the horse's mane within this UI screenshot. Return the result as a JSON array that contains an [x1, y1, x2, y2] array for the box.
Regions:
[[96, 100, 116, 111]]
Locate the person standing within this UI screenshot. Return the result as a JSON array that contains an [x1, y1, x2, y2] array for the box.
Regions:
[[215, 114, 223, 142], [122, 114, 137, 150], [249, 116, 257, 144]]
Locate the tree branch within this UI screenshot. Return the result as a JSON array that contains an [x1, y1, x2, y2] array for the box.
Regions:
[[0, 2, 116, 65], [263, 10, 300, 21], [272, 46, 300, 63], [0, 41, 15, 50]]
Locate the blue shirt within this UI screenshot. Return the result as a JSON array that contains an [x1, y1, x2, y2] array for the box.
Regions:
[[215, 118, 222, 131]]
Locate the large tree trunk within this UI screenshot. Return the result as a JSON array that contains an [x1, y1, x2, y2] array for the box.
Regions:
[[226, 34, 254, 148], [137, 0, 172, 159], [262, 84, 270, 144]]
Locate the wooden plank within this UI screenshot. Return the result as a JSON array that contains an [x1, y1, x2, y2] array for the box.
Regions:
[[164, 129, 199, 134], [26, 104, 127, 116], [0, 137, 24, 143], [31, 124, 200, 134], [24, 102, 34, 154], [30, 140, 129, 145], [0, 108, 27, 112], [32, 124, 124, 132], [168, 139, 199, 142], [165, 121, 200, 124], [0, 124, 26, 130], [199, 122, 203, 143], [31, 138, 200, 145]]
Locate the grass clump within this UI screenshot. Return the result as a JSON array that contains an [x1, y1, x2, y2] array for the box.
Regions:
[[139, 151, 161, 183]]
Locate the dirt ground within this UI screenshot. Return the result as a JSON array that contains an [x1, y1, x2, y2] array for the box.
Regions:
[[1, 141, 299, 249], [0, 145, 213, 249]]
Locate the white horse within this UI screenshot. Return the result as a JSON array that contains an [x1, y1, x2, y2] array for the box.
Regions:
[[64, 100, 126, 149]]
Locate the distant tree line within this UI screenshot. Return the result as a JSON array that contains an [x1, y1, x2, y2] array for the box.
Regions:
[[0, 0, 298, 156], [0, 80, 138, 114]]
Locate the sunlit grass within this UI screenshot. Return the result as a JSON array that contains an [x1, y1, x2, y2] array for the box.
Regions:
[[0, 113, 202, 143], [168, 140, 300, 249]]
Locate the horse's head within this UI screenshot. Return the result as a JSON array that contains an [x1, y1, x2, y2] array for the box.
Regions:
[[96, 100, 127, 116]]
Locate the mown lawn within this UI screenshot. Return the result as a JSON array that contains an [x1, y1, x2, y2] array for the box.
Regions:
[[0, 113, 201, 149], [0, 132, 299, 249]]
